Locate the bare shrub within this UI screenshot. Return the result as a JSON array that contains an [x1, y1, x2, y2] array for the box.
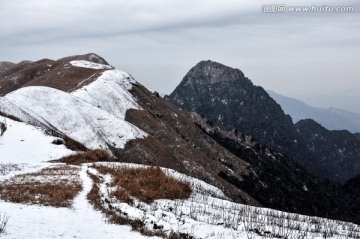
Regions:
[[0, 213, 9, 235], [94, 165, 192, 203], [0, 118, 7, 136], [52, 149, 113, 165]]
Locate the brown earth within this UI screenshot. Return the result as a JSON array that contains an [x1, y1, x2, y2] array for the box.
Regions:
[[0, 54, 110, 96]]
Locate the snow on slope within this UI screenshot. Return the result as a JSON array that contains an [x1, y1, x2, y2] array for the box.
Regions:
[[0, 166, 159, 239], [89, 162, 360, 239], [69, 60, 113, 70], [0, 118, 73, 165], [0, 98, 40, 125], [72, 69, 139, 119], [0, 118, 74, 181], [0, 64, 147, 150], [2, 86, 146, 149], [0, 119, 158, 238]]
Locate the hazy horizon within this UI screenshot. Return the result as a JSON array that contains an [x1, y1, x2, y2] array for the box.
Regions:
[[1, 0, 359, 113]]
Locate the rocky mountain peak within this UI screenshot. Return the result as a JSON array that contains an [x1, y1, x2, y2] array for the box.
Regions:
[[168, 61, 306, 163], [182, 60, 245, 86]]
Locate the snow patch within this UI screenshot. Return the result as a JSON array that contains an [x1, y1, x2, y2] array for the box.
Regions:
[[69, 60, 112, 70]]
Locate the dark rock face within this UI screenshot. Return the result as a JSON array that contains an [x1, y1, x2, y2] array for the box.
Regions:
[[295, 119, 360, 183], [167, 60, 317, 175], [167, 60, 360, 183]]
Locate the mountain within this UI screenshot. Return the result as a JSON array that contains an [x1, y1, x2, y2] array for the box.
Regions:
[[295, 119, 360, 182], [0, 54, 257, 206], [2, 54, 360, 235], [268, 90, 360, 133], [167, 60, 360, 183], [166, 61, 319, 174]]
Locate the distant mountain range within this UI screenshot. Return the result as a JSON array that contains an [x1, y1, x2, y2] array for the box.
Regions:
[[268, 90, 360, 133]]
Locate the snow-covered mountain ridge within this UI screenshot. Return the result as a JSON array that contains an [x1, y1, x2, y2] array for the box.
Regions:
[[0, 61, 147, 150]]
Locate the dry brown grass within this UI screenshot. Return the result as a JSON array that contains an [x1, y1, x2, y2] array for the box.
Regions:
[[0, 165, 81, 207], [95, 165, 192, 204], [86, 170, 177, 238], [52, 149, 113, 165], [86, 172, 102, 210]]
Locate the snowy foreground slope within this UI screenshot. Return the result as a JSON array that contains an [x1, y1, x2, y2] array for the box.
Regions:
[[1, 119, 360, 239], [0, 119, 159, 239], [88, 162, 360, 239], [0, 119, 360, 238], [0, 62, 146, 150]]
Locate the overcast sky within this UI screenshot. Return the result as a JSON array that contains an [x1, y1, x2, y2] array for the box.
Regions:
[[1, 0, 359, 113]]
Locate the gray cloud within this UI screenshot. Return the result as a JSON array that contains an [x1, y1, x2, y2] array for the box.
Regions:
[[1, 0, 359, 113]]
